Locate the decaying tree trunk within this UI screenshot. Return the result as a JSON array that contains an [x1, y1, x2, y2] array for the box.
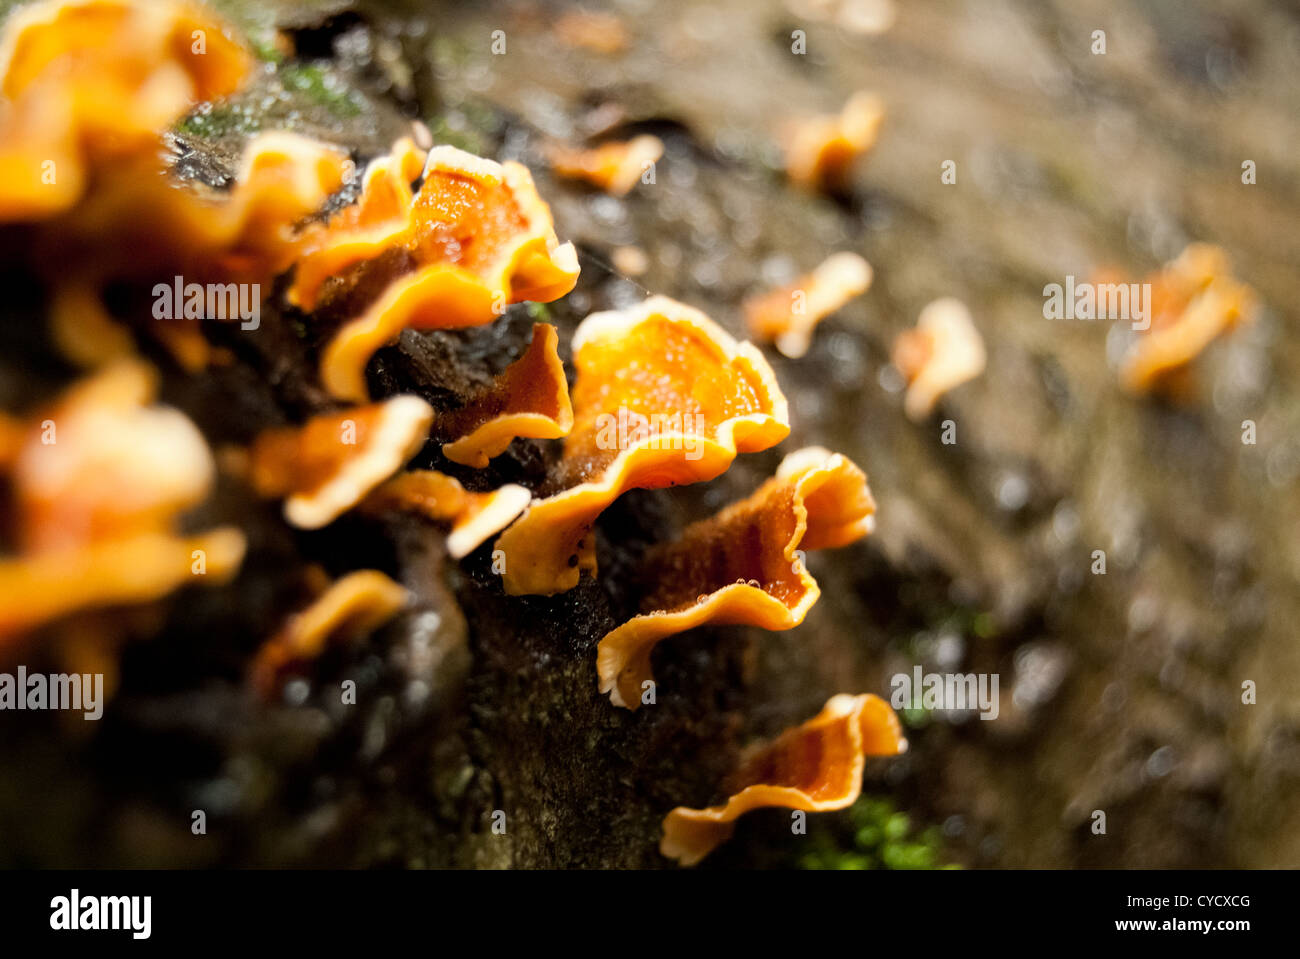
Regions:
[[1, 0, 1297, 869]]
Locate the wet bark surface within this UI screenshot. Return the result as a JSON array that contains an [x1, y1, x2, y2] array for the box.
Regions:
[[1, 0, 1298, 868]]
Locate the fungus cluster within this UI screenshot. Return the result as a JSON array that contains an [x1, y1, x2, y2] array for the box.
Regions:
[[0, 0, 251, 219], [290, 140, 580, 401], [0, 0, 349, 371], [0, 0, 1270, 872], [0, 0, 913, 868], [493, 296, 791, 596]]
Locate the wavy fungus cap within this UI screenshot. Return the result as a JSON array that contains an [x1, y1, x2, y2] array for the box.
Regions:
[[41, 131, 348, 371], [438, 323, 574, 468], [784, 91, 884, 193], [361, 470, 531, 560], [661, 693, 906, 866], [596, 446, 875, 709], [249, 569, 410, 696], [12, 361, 212, 553], [891, 297, 986, 421], [293, 141, 580, 401], [289, 137, 429, 312], [493, 295, 790, 596], [0, 529, 245, 644], [0, 1, 348, 371], [249, 396, 434, 530], [745, 251, 872, 359], [547, 135, 664, 196]]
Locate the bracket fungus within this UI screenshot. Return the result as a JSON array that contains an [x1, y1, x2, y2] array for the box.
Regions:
[[783, 91, 885, 193], [292, 142, 580, 401], [745, 251, 873, 358], [47, 130, 347, 370], [1117, 243, 1257, 399], [249, 396, 435, 530], [0, 0, 349, 370], [597, 446, 875, 709], [362, 471, 531, 560], [0, 0, 251, 220], [438, 323, 574, 468], [891, 297, 986, 421], [661, 693, 906, 866], [0, 361, 245, 642], [288, 137, 430, 313], [493, 296, 790, 596], [249, 569, 410, 696], [547, 134, 664, 196], [0, 0, 939, 870]]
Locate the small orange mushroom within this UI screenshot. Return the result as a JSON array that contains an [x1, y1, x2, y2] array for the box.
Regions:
[[291, 143, 579, 401], [249, 569, 409, 696], [439, 323, 574, 468], [361, 470, 531, 559], [596, 446, 875, 709], [1118, 243, 1257, 399], [891, 297, 986, 421], [547, 135, 664, 196], [744, 252, 873, 358], [783, 91, 884, 193], [249, 396, 434, 529], [493, 296, 790, 596], [661, 693, 906, 866], [0, 361, 245, 643]]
